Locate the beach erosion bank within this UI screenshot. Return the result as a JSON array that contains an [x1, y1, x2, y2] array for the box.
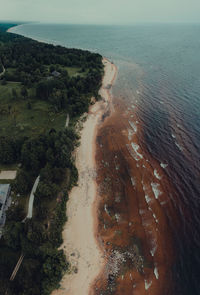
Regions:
[[51, 58, 117, 295]]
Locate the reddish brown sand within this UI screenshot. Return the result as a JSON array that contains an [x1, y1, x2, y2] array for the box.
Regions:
[[91, 97, 179, 294]]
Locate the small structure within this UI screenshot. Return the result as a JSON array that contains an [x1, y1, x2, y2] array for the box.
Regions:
[[51, 70, 61, 77], [0, 184, 11, 237], [0, 170, 17, 180]]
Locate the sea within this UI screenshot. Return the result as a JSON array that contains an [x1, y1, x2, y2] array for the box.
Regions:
[[11, 23, 200, 295]]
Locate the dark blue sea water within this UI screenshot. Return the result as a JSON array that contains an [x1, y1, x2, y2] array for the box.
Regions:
[[11, 23, 200, 295]]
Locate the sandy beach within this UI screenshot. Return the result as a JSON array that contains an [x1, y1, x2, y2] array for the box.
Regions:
[[51, 58, 117, 295]]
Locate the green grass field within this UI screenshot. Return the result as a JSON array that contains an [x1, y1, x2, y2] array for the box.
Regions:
[[64, 66, 88, 77], [0, 63, 87, 138], [0, 82, 67, 138], [45, 65, 88, 78]]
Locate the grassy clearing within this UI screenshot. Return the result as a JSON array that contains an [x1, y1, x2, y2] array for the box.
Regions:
[[0, 163, 18, 170], [0, 82, 67, 138], [0, 179, 14, 184], [64, 66, 87, 77], [45, 65, 87, 78]]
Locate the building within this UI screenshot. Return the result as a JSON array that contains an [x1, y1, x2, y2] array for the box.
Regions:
[[0, 184, 11, 237], [51, 70, 61, 77]]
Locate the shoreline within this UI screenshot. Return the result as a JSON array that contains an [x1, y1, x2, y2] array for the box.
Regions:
[[51, 58, 117, 295], [6, 24, 24, 33]]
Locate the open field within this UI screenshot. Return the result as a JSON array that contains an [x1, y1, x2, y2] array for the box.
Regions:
[[0, 82, 67, 137]]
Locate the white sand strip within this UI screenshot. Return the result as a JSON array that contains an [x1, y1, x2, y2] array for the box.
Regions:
[[51, 58, 117, 295]]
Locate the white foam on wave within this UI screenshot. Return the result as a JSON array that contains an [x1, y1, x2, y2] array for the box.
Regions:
[[104, 204, 109, 215], [126, 143, 143, 162], [131, 142, 143, 160], [131, 177, 136, 186], [139, 209, 145, 215], [153, 213, 159, 223], [150, 237, 157, 256], [160, 162, 168, 169], [131, 105, 136, 109], [128, 128, 134, 141], [175, 141, 183, 151], [145, 279, 152, 290], [154, 169, 162, 180], [136, 90, 140, 94], [129, 121, 137, 133], [151, 183, 162, 199], [145, 195, 151, 204], [150, 247, 157, 257], [115, 213, 120, 222], [171, 133, 176, 139], [154, 266, 159, 279], [160, 200, 167, 206]]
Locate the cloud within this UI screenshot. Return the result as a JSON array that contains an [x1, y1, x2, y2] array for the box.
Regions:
[[0, 0, 200, 24]]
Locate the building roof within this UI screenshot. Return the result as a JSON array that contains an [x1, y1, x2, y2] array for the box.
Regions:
[[0, 184, 10, 205], [51, 70, 61, 77], [0, 184, 10, 225]]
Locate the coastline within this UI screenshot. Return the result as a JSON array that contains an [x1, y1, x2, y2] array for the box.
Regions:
[[7, 26, 16, 33], [51, 58, 117, 295], [6, 24, 24, 33]]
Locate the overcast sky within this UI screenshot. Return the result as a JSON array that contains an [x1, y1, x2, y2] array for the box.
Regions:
[[1, 0, 200, 24]]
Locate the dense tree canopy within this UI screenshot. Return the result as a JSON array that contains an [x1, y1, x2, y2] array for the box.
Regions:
[[0, 23, 103, 295]]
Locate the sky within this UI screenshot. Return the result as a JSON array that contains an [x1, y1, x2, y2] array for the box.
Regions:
[[0, 0, 200, 25]]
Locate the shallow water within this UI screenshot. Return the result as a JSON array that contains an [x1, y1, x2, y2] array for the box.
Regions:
[[12, 23, 200, 294]]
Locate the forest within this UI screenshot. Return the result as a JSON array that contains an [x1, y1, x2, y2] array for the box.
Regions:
[[0, 23, 103, 295]]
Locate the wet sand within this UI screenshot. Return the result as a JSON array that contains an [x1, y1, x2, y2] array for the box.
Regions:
[[51, 58, 117, 295]]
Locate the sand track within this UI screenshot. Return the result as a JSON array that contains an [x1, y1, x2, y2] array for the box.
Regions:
[[51, 58, 117, 295]]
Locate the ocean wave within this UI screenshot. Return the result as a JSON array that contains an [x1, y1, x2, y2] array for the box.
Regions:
[[160, 162, 168, 168], [153, 212, 159, 223], [128, 128, 134, 140], [145, 194, 152, 204], [139, 209, 145, 215], [145, 279, 152, 290], [150, 243, 157, 257], [154, 265, 159, 279], [151, 183, 162, 199], [104, 204, 110, 215], [131, 142, 143, 160], [175, 141, 184, 151], [129, 121, 137, 133], [131, 177, 136, 186], [115, 213, 120, 222], [154, 169, 162, 180], [126, 143, 143, 162]]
